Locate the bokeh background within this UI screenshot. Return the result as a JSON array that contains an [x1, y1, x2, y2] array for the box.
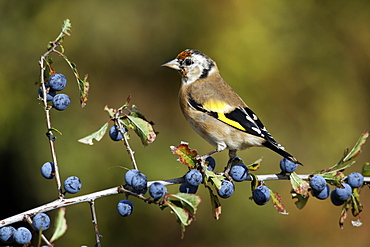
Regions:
[[1, 0, 370, 246]]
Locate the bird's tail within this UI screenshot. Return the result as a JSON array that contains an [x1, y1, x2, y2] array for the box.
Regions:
[[262, 141, 302, 166]]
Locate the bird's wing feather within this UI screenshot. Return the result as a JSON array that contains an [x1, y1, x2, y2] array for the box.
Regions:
[[188, 97, 283, 148]]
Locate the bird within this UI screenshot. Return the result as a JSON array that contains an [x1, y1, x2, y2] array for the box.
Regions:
[[162, 49, 301, 167]]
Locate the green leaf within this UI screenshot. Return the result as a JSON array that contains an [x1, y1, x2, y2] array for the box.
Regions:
[[335, 131, 369, 168], [68, 61, 90, 107], [104, 105, 116, 118], [247, 157, 263, 171], [290, 172, 310, 209], [48, 19, 72, 50], [207, 187, 222, 220], [290, 172, 310, 197], [61, 19, 72, 37], [313, 132, 369, 178], [250, 173, 259, 192], [78, 122, 109, 145], [117, 96, 131, 111], [170, 142, 198, 168], [351, 188, 363, 217], [321, 170, 346, 187], [123, 116, 156, 146], [291, 191, 309, 210], [79, 74, 90, 107], [53, 53, 90, 107], [49, 127, 63, 136], [319, 161, 355, 187], [163, 193, 201, 238], [46, 20, 90, 107], [270, 190, 288, 215], [129, 104, 152, 122], [362, 163, 370, 176], [204, 169, 223, 189], [50, 207, 68, 243], [167, 193, 201, 216], [339, 200, 351, 229]]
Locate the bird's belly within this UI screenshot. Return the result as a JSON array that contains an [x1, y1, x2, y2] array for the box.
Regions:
[[186, 113, 264, 150]]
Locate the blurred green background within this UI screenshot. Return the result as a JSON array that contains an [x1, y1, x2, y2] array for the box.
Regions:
[[1, 0, 370, 246]]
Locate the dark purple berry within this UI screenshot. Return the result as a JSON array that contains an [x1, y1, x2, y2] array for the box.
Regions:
[[64, 176, 82, 194], [49, 73, 67, 91], [184, 169, 202, 187], [109, 125, 125, 141], [347, 172, 364, 188], [217, 180, 234, 199], [280, 158, 298, 173], [179, 183, 198, 194], [253, 185, 270, 205], [149, 182, 167, 199], [41, 162, 55, 179], [32, 213, 50, 231], [52, 94, 70, 111], [117, 199, 134, 217]]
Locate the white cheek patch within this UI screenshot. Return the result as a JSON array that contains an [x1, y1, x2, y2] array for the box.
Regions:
[[183, 66, 201, 85]]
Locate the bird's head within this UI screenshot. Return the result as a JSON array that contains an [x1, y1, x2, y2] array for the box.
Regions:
[[162, 49, 217, 85]]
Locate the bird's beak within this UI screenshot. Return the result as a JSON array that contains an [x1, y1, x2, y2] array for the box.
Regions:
[[161, 58, 180, 70]]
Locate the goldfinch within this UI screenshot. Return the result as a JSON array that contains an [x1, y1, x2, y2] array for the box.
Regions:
[[162, 49, 301, 165]]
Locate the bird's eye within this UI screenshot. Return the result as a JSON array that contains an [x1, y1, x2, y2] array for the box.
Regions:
[[184, 59, 193, 66]]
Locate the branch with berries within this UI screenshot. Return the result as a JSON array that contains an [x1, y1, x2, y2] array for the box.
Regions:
[[0, 19, 369, 246]]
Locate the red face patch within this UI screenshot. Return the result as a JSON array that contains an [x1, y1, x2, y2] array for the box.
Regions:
[[177, 50, 192, 60]]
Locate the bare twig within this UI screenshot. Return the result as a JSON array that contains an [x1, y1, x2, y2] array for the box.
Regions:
[[115, 112, 138, 170], [2, 174, 367, 228], [0, 187, 122, 227], [122, 132, 138, 170], [39, 46, 63, 198], [89, 200, 102, 247]]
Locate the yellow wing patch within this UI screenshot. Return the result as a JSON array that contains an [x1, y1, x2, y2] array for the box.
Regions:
[[202, 99, 246, 131], [217, 113, 247, 132], [203, 99, 234, 113]]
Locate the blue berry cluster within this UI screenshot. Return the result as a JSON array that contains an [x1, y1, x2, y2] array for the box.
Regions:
[[309, 172, 365, 205], [331, 183, 352, 206], [0, 213, 51, 245], [38, 73, 70, 111], [179, 169, 202, 195], [125, 169, 148, 193], [310, 175, 329, 200], [118, 169, 150, 217], [179, 157, 215, 194]]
